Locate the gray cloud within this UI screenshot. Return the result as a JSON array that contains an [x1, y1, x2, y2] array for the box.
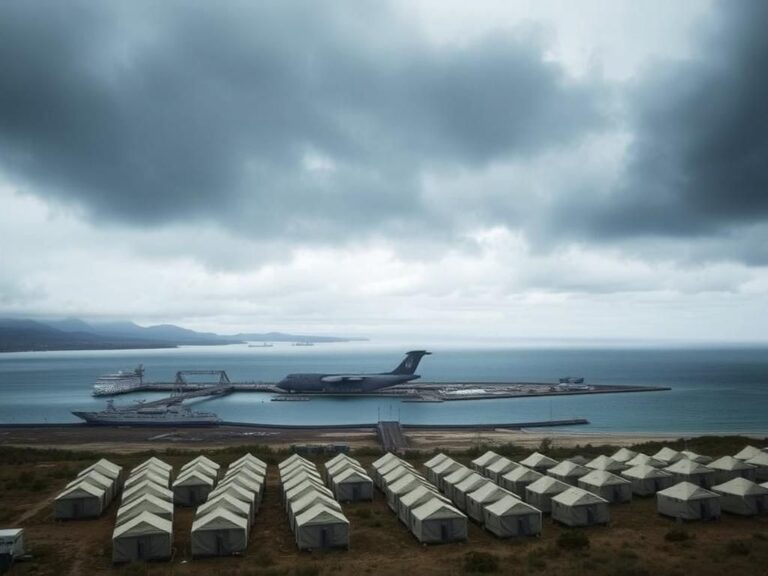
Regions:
[[0, 0, 603, 244], [591, 0, 768, 241]]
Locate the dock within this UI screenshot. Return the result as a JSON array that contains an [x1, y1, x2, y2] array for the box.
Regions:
[[377, 421, 408, 452]]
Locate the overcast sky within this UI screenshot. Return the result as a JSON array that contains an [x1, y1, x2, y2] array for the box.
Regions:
[[1, 0, 766, 343]]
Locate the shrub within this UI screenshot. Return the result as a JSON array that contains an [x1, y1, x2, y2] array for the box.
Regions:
[[557, 530, 590, 551], [463, 551, 499, 574]]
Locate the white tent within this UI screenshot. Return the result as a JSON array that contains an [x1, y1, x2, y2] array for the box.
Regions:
[[79, 459, 123, 487], [230, 453, 266, 469], [228, 460, 266, 479], [387, 474, 427, 511], [656, 482, 721, 521], [626, 453, 665, 468], [585, 455, 626, 473], [547, 461, 590, 485], [197, 493, 252, 525], [452, 474, 493, 511], [398, 485, 447, 525], [381, 465, 422, 490], [373, 456, 406, 485], [326, 459, 365, 479], [424, 452, 451, 470], [486, 457, 519, 483], [524, 476, 570, 513], [680, 450, 712, 464], [219, 473, 262, 501], [712, 478, 768, 516], [577, 470, 632, 503], [621, 464, 675, 496], [54, 482, 105, 519], [325, 453, 354, 470], [652, 447, 684, 465], [664, 459, 715, 488], [282, 471, 322, 495], [116, 494, 173, 526], [708, 456, 758, 484], [429, 459, 462, 488], [746, 452, 768, 482], [482, 495, 542, 537], [112, 511, 172, 563], [282, 462, 319, 482], [466, 483, 510, 524], [289, 492, 342, 532], [734, 446, 763, 461], [122, 480, 173, 505], [471, 451, 502, 474], [284, 479, 333, 507], [500, 467, 543, 497], [279, 454, 310, 472], [441, 468, 475, 501], [124, 468, 167, 490], [519, 452, 558, 473], [294, 504, 349, 550], [68, 471, 114, 504], [551, 487, 610, 527], [410, 498, 468, 544], [566, 455, 590, 466], [610, 448, 637, 463], [181, 456, 220, 473], [208, 484, 257, 518], [191, 508, 248, 557], [372, 452, 399, 470], [132, 457, 172, 475], [331, 468, 374, 502], [173, 470, 216, 506]]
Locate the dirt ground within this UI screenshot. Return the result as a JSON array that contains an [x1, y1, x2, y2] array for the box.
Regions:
[[1, 434, 767, 576]]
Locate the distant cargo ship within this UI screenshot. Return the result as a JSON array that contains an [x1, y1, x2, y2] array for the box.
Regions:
[[72, 400, 220, 426], [92, 365, 145, 396], [559, 376, 585, 384], [248, 343, 274, 348]]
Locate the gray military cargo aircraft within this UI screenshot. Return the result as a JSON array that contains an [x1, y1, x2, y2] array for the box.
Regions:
[[276, 350, 431, 393]]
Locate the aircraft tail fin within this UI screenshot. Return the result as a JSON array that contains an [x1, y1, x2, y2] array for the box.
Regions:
[[389, 350, 431, 375]]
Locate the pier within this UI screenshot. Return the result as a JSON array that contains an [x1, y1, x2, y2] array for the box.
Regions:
[[377, 421, 408, 452]]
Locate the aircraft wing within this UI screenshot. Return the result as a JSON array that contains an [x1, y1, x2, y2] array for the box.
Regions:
[[320, 375, 366, 383]]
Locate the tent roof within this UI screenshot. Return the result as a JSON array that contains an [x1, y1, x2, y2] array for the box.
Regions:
[[113, 511, 171, 539], [657, 481, 718, 501], [553, 487, 609, 506], [586, 455, 624, 470], [325, 453, 354, 468], [401, 484, 441, 505], [746, 452, 768, 466], [503, 466, 542, 482], [567, 455, 590, 466], [192, 508, 248, 532], [622, 464, 673, 479], [471, 451, 501, 467], [549, 460, 588, 476], [487, 457, 516, 473], [664, 459, 714, 475], [182, 455, 220, 471], [680, 450, 712, 464], [290, 492, 340, 514], [389, 473, 426, 493], [56, 481, 104, 500], [425, 453, 450, 468], [611, 448, 638, 462], [734, 446, 764, 460], [709, 456, 757, 471], [125, 469, 166, 487], [231, 453, 266, 468], [198, 493, 251, 517], [432, 459, 460, 474], [118, 493, 173, 516], [519, 452, 557, 468], [177, 464, 216, 481], [468, 482, 507, 502], [653, 447, 681, 461], [172, 470, 214, 487], [220, 475, 261, 492], [123, 480, 173, 501], [372, 452, 400, 469], [295, 503, 348, 527], [526, 476, 569, 494], [484, 494, 535, 515], [133, 457, 172, 472], [279, 454, 309, 470], [579, 470, 630, 486], [209, 483, 256, 503], [411, 497, 464, 521], [712, 477, 768, 496], [455, 473, 490, 492], [626, 453, 665, 468], [328, 460, 366, 477], [69, 470, 112, 490], [444, 467, 473, 484], [80, 459, 122, 479], [333, 468, 372, 484]]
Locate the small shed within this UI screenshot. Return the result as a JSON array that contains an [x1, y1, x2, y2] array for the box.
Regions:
[[294, 504, 349, 550], [466, 483, 510, 524], [524, 476, 570, 513], [500, 467, 543, 497], [577, 470, 632, 503], [112, 511, 172, 563], [482, 496, 542, 537], [116, 494, 174, 526], [486, 457, 519, 483], [656, 482, 721, 521], [172, 470, 216, 506], [547, 461, 590, 485], [711, 478, 768, 516], [191, 508, 248, 557], [54, 482, 105, 519], [519, 452, 558, 473], [331, 468, 374, 502], [410, 498, 468, 544], [585, 455, 626, 474], [551, 487, 610, 527], [620, 464, 675, 496], [664, 459, 715, 488], [708, 456, 758, 484], [471, 451, 502, 475]]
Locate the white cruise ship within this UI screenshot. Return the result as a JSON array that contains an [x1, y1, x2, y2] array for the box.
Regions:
[[92, 365, 145, 396]]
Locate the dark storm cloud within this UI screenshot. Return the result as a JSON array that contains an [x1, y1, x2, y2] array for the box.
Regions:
[[0, 0, 603, 240], [590, 0, 768, 241]]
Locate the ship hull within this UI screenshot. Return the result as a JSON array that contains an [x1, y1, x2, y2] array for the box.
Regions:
[[72, 411, 220, 427]]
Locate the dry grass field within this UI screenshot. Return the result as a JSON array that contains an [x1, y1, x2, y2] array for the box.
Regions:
[[1, 435, 767, 576]]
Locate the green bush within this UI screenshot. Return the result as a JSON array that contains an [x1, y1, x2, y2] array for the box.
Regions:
[[463, 551, 499, 574], [557, 530, 590, 551]]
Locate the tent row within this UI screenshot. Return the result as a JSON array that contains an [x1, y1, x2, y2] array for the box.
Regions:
[[324, 454, 373, 502], [55, 458, 123, 520], [190, 453, 266, 557], [657, 478, 768, 520], [376, 452, 467, 544], [279, 454, 349, 550], [113, 457, 174, 563], [173, 455, 220, 506]]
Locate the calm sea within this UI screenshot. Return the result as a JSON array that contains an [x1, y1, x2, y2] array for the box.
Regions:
[[0, 342, 766, 434]]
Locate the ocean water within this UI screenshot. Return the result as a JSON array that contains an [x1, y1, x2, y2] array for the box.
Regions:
[[0, 342, 766, 434]]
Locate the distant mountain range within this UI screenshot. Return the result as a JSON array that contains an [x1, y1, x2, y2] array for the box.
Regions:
[[0, 318, 367, 352]]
